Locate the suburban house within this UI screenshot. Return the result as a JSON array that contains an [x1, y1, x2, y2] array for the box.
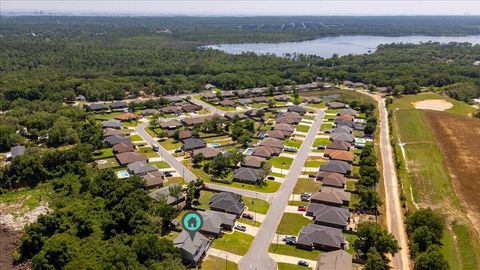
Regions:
[[343, 80, 354, 88], [87, 103, 107, 112], [178, 130, 193, 140], [319, 160, 352, 175], [287, 105, 307, 115], [167, 97, 184, 104], [149, 185, 186, 205], [8, 145, 26, 160], [220, 91, 235, 98], [114, 112, 141, 122], [104, 135, 131, 146], [315, 250, 352, 270], [219, 99, 237, 107], [326, 102, 347, 109], [233, 167, 265, 184], [252, 145, 281, 159], [259, 137, 284, 149], [296, 224, 346, 251], [173, 230, 212, 267], [336, 114, 355, 122], [266, 129, 289, 140], [182, 138, 207, 151], [141, 108, 159, 116], [326, 141, 351, 151], [192, 147, 220, 159], [243, 156, 266, 168], [201, 92, 217, 100], [245, 109, 261, 117], [307, 203, 351, 229], [276, 112, 302, 125], [252, 96, 270, 103], [235, 90, 249, 97], [127, 161, 158, 175], [237, 98, 252, 106], [115, 152, 148, 166], [112, 142, 135, 154], [101, 120, 123, 129], [110, 101, 127, 110], [334, 118, 355, 128], [272, 123, 294, 134], [274, 95, 291, 102], [353, 82, 368, 89], [198, 210, 236, 237], [330, 132, 356, 143], [209, 192, 245, 217], [337, 108, 358, 116], [103, 128, 124, 137], [303, 96, 322, 104], [328, 126, 353, 134], [317, 172, 346, 188], [250, 88, 267, 96], [160, 119, 182, 129], [142, 171, 164, 189], [181, 104, 202, 113], [311, 188, 351, 207], [160, 106, 183, 115], [324, 149, 355, 163], [181, 117, 206, 126], [204, 83, 216, 90], [225, 112, 247, 120]]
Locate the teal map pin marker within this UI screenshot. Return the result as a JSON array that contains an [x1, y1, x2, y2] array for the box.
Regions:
[[181, 211, 204, 240]]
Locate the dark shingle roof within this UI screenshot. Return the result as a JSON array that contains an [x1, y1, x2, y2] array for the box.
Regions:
[[296, 224, 345, 249], [182, 138, 206, 151], [210, 192, 245, 215], [233, 167, 265, 184], [319, 160, 352, 174], [110, 101, 127, 109]]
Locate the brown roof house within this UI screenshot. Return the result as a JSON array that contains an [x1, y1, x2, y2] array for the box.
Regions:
[[274, 95, 291, 102], [112, 142, 135, 154], [324, 149, 355, 163], [276, 112, 302, 124], [259, 138, 284, 149], [160, 106, 183, 115], [315, 250, 352, 270], [252, 96, 270, 103], [243, 156, 266, 168], [266, 129, 289, 140], [192, 147, 220, 159], [252, 146, 281, 159], [103, 128, 125, 137], [310, 188, 351, 207], [219, 99, 237, 107], [182, 104, 202, 113], [160, 119, 182, 129], [142, 171, 164, 189], [272, 123, 294, 134], [114, 112, 141, 122], [181, 117, 206, 126], [326, 101, 347, 109], [316, 172, 346, 189], [225, 112, 247, 120], [178, 130, 193, 141], [116, 152, 148, 166], [326, 141, 351, 151]]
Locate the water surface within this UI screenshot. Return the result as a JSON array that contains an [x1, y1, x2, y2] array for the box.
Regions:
[[205, 35, 480, 57]]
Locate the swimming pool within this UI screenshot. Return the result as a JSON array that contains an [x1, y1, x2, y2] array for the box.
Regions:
[[244, 148, 254, 155], [207, 143, 221, 148], [116, 170, 130, 179]]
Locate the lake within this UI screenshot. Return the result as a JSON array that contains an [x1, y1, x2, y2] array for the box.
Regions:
[[205, 35, 480, 58]]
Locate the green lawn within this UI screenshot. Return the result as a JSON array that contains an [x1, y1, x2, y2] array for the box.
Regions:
[[346, 179, 357, 191], [165, 177, 186, 186], [304, 160, 326, 168], [159, 138, 182, 150], [325, 109, 338, 114], [288, 201, 306, 206], [211, 232, 254, 256], [269, 156, 294, 169], [200, 255, 238, 270], [195, 190, 214, 210], [269, 244, 321, 261], [294, 178, 321, 194], [295, 125, 310, 133], [149, 161, 171, 169], [320, 123, 334, 131], [313, 137, 330, 147], [276, 213, 311, 235], [138, 147, 159, 158], [277, 263, 311, 270], [93, 148, 114, 159], [268, 172, 286, 178], [244, 197, 270, 214], [93, 112, 122, 120], [130, 134, 144, 141], [391, 92, 475, 116], [238, 218, 261, 227], [344, 233, 358, 255], [284, 139, 302, 149], [96, 157, 120, 169], [303, 115, 316, 120]]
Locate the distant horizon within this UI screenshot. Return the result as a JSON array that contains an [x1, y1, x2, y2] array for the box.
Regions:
[[2, 1, 479, 16]]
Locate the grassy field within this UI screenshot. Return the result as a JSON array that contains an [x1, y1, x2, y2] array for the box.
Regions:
[[295, 125, 310, 133], [159, 138, 182, 150], [200, 256, 238, 270], [238, 218, 261, 227], [294, 178, 321, 194], [211, 231, 254, 256], [96, 157, 120, 169], [149, 161, 171, 169], [93, 148, 114, 159], [137, 147, 159, 158], [130, 134, 143, 141], [276, 213, 311, 235], [391, 92, 480, 268], [269, 156, 294, 168], [0, 184, 51, 212], [244, 196, 270, 214], [313, 137, 330, 147], [164, 177, 186, 186], [269, 244, 321, 261], [284, 139, 302, 149]]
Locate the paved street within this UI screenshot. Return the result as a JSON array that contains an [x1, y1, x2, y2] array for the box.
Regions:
[[359, 91, 410, 270], [239, 110, 324, 270]]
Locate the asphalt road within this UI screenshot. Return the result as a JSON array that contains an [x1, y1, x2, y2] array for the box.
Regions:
[[361, 92, 410, 270], [239, 109, 324, 270], [135, 122, 274, 201]]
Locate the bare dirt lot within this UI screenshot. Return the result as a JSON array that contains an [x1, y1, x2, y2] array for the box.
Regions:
[[413, 99, 453, 111], [426, 111, 480, 236]]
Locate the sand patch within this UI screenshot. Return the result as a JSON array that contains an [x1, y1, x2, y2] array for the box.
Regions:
[[413, 99, 453, 111]]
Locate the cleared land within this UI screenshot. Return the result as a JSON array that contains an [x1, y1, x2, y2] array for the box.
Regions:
[[425, 111, 480, 238], [413, 99, 453, 111], [391, 92, 480, 269]]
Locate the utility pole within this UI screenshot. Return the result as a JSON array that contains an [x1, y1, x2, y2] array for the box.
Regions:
[[225, 254, 228, 270]]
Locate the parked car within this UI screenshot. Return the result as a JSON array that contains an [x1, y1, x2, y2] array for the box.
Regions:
[[164, 171, 173, 177], [298, 260, 309, 267], [285, 239, 296, 245], [267, 176, 275, 180], [242, 213, 254, 220], [298, 205, 307, 212], [300, 193, 311, 201], [174, 148, 183, 153], [235, 225, 247, 232], [152, 143, 160, 151], [282, 236, 296, 242]]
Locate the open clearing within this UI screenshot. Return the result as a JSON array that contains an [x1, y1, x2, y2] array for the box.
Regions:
[[392, 93, 480, 269], [413, 99, 453, 111], [425, 111, 480, 238]]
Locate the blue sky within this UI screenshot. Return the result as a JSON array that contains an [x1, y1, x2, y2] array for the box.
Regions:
[[2, 0, 479, 16]]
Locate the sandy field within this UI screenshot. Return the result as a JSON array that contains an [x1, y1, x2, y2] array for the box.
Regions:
[[413, 99, 453, 111], [425, 111, 480, 237]]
